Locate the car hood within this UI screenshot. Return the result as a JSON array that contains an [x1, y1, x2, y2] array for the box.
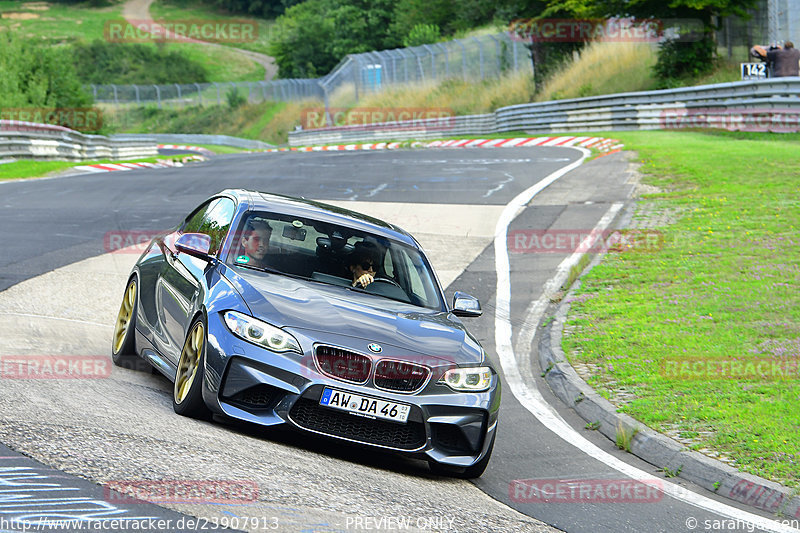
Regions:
[[224, 267, 484, 365]]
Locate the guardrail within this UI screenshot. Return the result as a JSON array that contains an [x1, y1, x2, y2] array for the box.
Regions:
[[110, 133, 273, 150], [288, 79, 800, 145], [1, 120, 158, 161]]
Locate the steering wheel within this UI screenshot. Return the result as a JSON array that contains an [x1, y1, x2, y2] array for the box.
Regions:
[[371, 277, 402, 289]]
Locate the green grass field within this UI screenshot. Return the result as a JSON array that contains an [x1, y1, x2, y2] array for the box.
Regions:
[[149, 0, 275, 56], [188, 143, 250, 153], [0, 0, 117, 42], [562, 130, 800, 487], [0, 1, 265, 82]]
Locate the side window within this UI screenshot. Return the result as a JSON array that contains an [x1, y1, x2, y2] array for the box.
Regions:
[[383, 250, 395, 278], [182, 198, 236, 256], [398, 249, 425, 300], [182, 202, 211, 234], [198, 198, 236, 255]]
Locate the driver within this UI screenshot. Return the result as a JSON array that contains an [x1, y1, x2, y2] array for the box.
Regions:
[[349, 242, 380, 288], [238, 219, 272, 268]]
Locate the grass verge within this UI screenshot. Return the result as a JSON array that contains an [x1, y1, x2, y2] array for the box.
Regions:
[[0, 157, 160, 181], [562, 130, 800, 487], [329, 70, 535, 115], [184, 143, 251, 154], [535, 41, 659, 101], [149, 0, 275, 56], [103, 100, 317, 146]]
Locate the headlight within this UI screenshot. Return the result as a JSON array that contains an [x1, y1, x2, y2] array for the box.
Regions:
[[223, 310, 302, 354], [440, 367, 492, 392]]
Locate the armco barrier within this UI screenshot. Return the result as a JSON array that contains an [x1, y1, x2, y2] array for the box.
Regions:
[[110, 133, 272, 150], [289, 79, 800, 145], [1, 120, 157, 161]]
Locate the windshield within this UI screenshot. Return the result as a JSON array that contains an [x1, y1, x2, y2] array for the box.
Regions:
[[227, 211, 445, 311]]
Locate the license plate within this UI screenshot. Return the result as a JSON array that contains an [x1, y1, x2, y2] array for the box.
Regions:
[[319, 387, 410, 423]]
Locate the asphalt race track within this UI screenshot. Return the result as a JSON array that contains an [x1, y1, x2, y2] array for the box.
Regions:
[[0, 148, 794, 533]]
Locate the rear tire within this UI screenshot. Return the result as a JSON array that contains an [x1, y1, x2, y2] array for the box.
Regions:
[[172, 317, 211, 419], [111, 277, 140, 369]]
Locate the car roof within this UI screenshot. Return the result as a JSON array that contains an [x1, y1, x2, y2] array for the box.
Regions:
[[221, 189, 420, 248]]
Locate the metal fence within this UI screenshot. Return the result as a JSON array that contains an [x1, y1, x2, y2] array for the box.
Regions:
[[90, 80, 323, 108], [717, 0, 800, 61], [319, 32, 529, 101], [90, 33, 531, 108]]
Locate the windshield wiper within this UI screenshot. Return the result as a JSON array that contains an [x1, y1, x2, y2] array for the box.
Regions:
[[236, 263, 312, 281], [345, 284, 412, 306]]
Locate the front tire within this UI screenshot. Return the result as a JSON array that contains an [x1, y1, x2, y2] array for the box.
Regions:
[[172, 317, 211, 419], [112, 278, 139, 368]]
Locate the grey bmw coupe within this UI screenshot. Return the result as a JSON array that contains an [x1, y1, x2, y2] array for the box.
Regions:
[[112, 189, 500, 477]]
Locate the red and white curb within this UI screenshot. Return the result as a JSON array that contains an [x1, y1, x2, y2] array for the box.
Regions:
[[157, 144, 215, 156], [71, 161, 173, 174], [268, 136, 623, 154]]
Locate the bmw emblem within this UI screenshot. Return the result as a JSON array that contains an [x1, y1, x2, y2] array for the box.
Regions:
[[368, 343, 382, 353]]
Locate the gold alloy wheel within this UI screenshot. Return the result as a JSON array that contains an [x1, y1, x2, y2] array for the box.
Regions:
[[112, 280, 136, 354], [174, 322, 204, 404]]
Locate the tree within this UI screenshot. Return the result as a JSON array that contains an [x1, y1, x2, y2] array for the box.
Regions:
[[267, 0, 337, 77], [389, 0, 455, 46], [268, 0, 395, 78], [536, 0, 758, 80], [0, 33, 90, 109]]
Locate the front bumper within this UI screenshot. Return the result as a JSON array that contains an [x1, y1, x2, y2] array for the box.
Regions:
[[201, 312, 500, 468]]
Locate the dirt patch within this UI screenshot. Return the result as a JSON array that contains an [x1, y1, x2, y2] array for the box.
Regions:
[[1, 12, 40, 20], [22, 2, 50, 10]]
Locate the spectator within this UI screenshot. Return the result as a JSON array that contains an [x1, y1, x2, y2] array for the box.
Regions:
[[767, 41, 800, 77]]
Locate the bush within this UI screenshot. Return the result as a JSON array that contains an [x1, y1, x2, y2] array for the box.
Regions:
[[403, 24, 440, 47], [654, 36, 715, 84], [70, 40, 209, 85], [226, 87, 247, 108], [0, 33, 90, 109]]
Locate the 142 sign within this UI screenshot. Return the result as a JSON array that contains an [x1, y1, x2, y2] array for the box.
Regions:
[[741, 63, 767, 80]]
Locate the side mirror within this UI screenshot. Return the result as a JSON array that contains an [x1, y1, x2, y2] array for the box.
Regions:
[[175, 233, 212, 260], [452, 291, 482, 317]]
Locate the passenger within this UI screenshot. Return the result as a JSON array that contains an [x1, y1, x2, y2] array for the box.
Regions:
[[238, 219, 272, 268]]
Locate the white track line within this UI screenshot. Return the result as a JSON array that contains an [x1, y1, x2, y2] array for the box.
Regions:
[[493, 147, 798, 533]]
